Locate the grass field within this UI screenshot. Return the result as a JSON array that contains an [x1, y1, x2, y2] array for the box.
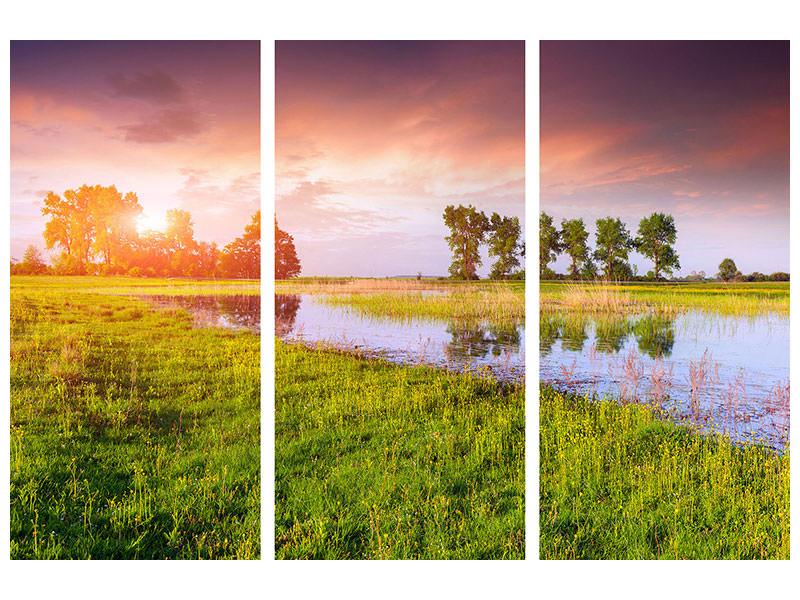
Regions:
[[275, 339, 525, 559], [540, 281, 788, 316], [540, 386, 789, 559], [10, 276, 260, 559]]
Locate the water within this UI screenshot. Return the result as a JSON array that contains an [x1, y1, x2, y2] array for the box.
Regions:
[[143, 294, 260, 334], [540, 310, 789, 450], [276, 294, 525, 383]]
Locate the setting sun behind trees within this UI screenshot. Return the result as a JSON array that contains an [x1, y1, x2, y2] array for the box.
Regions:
[[32, 184, 260, 278]]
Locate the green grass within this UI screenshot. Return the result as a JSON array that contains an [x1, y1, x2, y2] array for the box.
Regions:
[[11, 275, 260, 295], [10, 278, 260, 559], [275, 340, 524, 559], [540, 281, 788, 316], [277, 278, 524, 325], [540, 385, 789, 559]]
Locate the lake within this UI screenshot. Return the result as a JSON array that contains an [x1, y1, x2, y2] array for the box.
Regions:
[[540, 310, 789, 450], [276, 293, 525, 382]]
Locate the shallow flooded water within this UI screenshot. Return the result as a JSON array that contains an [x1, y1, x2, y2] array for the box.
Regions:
[[540, 310, 789, 450], [277, 293, 524, 382], [144, 294, 260, 334]]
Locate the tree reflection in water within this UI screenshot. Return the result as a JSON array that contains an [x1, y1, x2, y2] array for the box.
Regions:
[[145, 294, 261, 334], [538, 313, 675, 358], [275, 294, 301, 336], [444, 321, 521, 360]]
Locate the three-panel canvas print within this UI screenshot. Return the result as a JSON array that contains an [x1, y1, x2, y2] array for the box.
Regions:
[[8, 39, 789, 561]]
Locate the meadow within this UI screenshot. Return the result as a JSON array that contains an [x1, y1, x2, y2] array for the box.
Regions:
[[10, 276, 260, 559], [275, 279, 525, 559], [540, 386, 789, 559], [540, 280, 789, 559], [275, 340, 524, 559]]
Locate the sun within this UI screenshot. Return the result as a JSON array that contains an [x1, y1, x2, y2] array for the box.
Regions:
[[137, 211, 168, 233]]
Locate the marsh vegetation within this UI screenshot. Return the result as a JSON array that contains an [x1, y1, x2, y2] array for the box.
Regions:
[[540, 280, 789, 559]]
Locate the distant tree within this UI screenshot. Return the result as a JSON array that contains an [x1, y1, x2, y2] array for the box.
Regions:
[[718, 258, 738, 281], [221, 211, 262, 279], [769, 272, 790, 282], [539, 212, 561, 278], [635, 213, 680, 280], [274, 216, 300, 280], [560, 218, 593, 280], [487, 213, 523, 280], [594, 217, 634, 280], [12, 245, 49, 275], [443, 204, 490, 280]]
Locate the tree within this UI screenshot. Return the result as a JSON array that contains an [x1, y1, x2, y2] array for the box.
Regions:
[[635, 213, 680, 280], [274, 216, 300, 280], [41, 184, 143, 274], [487, 213, 523, 280], [718, 258, 739, 281], [560, 218, 593, 280], [443, 204, 490, 280], [539, 211, 561, 278], [594, 217, 634, 280], [42, 187, 94, 273], [91, 186, 142, 269], [12, 245, 49, 275], [221, 212, 262, 279]]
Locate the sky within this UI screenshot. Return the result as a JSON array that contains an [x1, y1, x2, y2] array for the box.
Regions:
[[10, 40, 260, 262], [541, 40, 789, 277], [276, 40, 525, 277]]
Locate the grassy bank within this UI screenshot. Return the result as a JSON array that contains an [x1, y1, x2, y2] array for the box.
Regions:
[[277, 278, 524, 324], [10, 278, 260, 559], [540, 281, 788, 316], [275, 340, 524, 559], [540, 385, 789, 559]]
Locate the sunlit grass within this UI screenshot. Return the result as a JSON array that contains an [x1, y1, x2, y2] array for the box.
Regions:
[[278, 278, 524, 325], [275, 339, 524, 559], [540, 281, 788, 316], [540, 385, 789, 560], [10, 286, 260, 559], [11, 275, 260, 296]]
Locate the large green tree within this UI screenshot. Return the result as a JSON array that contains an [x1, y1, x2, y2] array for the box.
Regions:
[[539, 211, 561, 278], [635, 213, 680, 280], [594, 217, 634, 280], [560, 218, 593, 280], [443, 204, 490, 280], [487, 213, 523, 280], [274, 217, 300, 280]]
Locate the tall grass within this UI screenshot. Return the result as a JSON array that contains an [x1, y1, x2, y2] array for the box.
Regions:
[[540, 281, 788, 316], [540, 385, 789, 559]]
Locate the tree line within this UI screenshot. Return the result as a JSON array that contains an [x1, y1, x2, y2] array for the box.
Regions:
[[11, 184, 260, 278], [442, 204, 524, 280], [540, 211, 789, 282], [540, 211, 679, 281]]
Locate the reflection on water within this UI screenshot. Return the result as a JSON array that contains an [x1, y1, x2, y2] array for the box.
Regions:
[[276, 293, 524, 383], [276, 294, 301, 336], [540, 310, 789, 450], [144, 294, 260, 334]]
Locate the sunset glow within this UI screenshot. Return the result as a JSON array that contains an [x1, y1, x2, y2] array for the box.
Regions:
[[10, 41, 260, 263], [276, 41, 524, 277], [541, 41, 789, 276]]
